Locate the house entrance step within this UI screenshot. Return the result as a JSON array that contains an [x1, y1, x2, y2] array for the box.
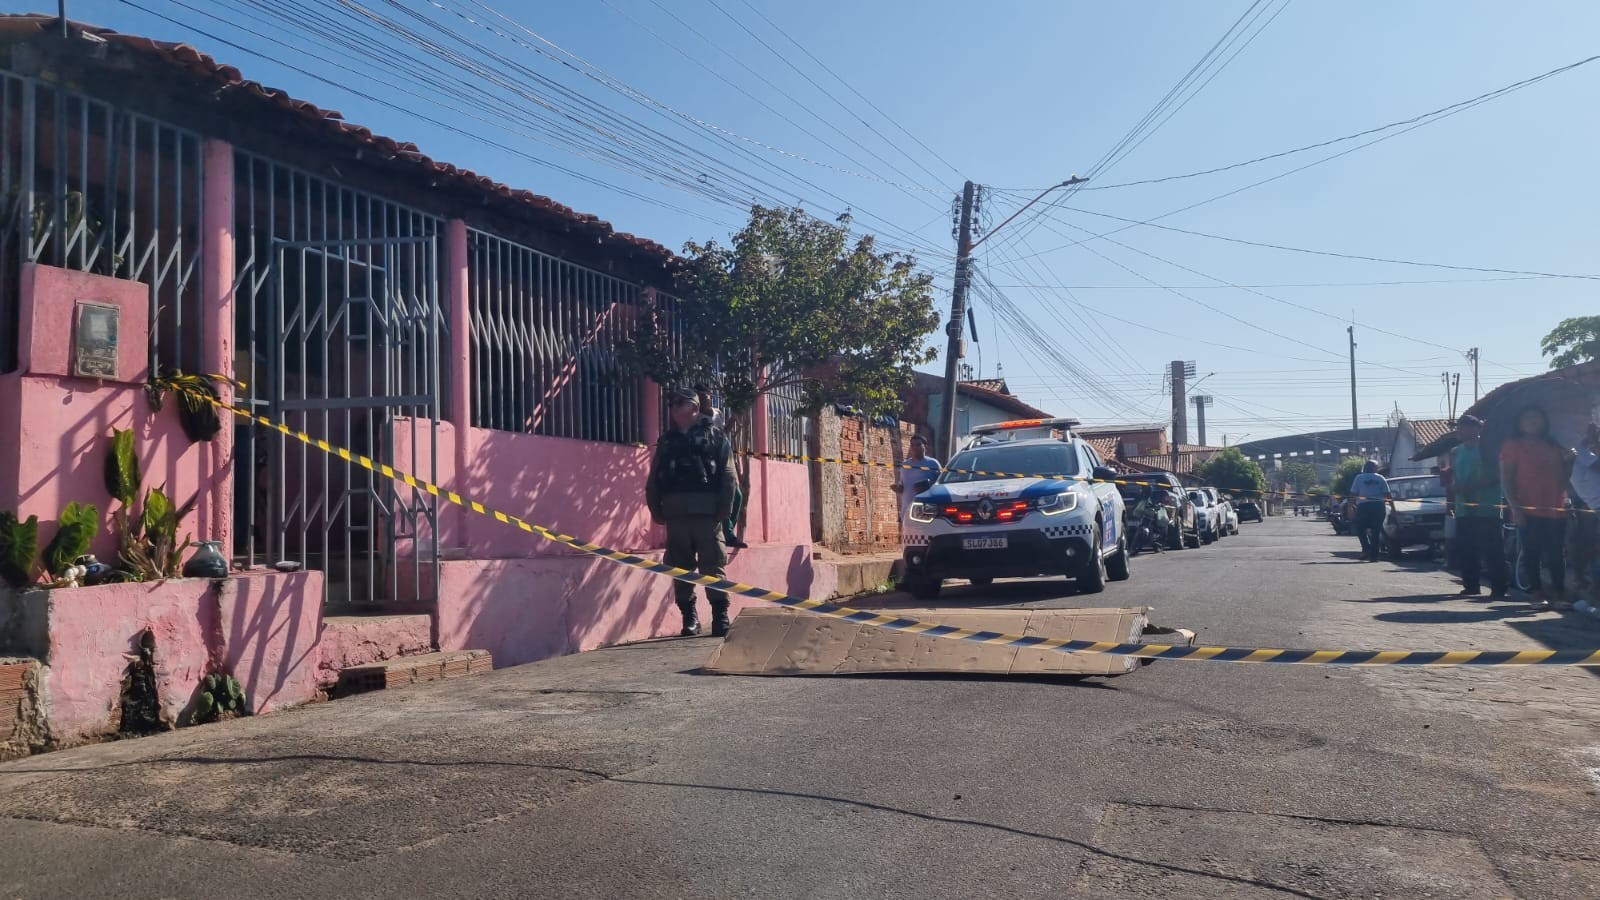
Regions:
[[316, 613, 436, 690], [335, 650, 493, 697]]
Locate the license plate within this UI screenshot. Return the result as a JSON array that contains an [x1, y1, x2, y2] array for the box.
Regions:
[[963, 536, 1008, 550]]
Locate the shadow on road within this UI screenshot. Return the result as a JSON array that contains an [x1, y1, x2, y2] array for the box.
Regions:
[[1343, 593, 1499, 605], [682, 669, 1127, 688], [1373, 606, 1540, 625]]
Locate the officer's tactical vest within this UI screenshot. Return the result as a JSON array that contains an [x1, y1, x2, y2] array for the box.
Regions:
[[656, 426, 727, 494]]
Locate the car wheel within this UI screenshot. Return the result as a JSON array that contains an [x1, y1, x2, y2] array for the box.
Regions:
[[907, 576, 942, 600], [969, 576, 994, 588], [1077, 524, 1107, 594], [1185, 529, 1200, 549], [1107, 535, 1131, 582], [1167, 524, 1183, 550]]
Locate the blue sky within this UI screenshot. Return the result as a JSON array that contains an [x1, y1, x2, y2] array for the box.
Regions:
[[68, 0, 1599, 440]]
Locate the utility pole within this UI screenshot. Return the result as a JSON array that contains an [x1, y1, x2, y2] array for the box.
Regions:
[[938, 180, 976, 461], [1169, 360, 1193, 472], [1466, 347, 1480, 402], [1347, 325, 1358, 431], [1191, 395, 1214, 447]]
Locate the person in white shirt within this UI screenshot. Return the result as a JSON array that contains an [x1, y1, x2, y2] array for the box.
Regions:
[[893, 435, 942, 524], [1348, 460, 1392, 562], [1570, 422, 1600, 599]]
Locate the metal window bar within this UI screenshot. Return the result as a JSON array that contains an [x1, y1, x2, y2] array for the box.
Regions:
[[765, 374, 810, 460], [468, 228, 658, 445], [232, 150, 442, 609], [0, 69, 204, 375]]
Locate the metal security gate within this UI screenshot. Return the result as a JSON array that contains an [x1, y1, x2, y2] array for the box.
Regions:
[[249, 235, 441, 608]]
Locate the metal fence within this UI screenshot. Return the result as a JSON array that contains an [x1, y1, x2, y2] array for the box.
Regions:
[[233, 151, 443, 608], [0, 69, 205, 374], [765, 376, 810, 460], [468, 228, 651, 444]]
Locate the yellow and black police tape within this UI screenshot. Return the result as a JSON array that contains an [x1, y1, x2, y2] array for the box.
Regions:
[[741, 449, 1593, 518], [182, 380, 1600, 667]]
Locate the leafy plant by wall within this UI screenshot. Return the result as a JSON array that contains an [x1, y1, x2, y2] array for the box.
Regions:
[[192, 673, 247, 724], [41, 501, 98, 579], [146, 369, 223, 443], [104, 428, 141, 507], [0, 512, 40, 588], [114, 487, 193, 582]]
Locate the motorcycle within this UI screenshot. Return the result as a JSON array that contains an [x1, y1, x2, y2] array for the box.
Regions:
[[1128, 503, 1168, 555]]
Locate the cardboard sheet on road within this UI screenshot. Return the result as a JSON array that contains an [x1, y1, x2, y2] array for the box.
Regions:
[[704, 606, 1155, 678]]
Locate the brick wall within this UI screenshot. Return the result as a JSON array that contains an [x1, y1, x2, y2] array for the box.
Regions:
[[0, 658, 41, 760], [815, 408, 913, 555]]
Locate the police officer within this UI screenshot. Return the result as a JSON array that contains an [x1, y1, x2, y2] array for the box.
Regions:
[[647, 389, 737, 636]]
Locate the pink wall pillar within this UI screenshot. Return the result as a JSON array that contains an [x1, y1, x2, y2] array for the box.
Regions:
[[753, 385, 771, 543], [446, 219, 472, 549], [199, 139, 235, 550]]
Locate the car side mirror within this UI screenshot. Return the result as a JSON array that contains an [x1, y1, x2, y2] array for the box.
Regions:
[[1092, 466, 1118, 483]]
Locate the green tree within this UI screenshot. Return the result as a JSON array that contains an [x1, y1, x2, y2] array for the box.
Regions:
[[1278, 460, 1318, 494], [624, 205, 939, 422], [1194, 447, 1266, 495], [1330, 456, 1367, 497], [1540, 315, 1600, 369]]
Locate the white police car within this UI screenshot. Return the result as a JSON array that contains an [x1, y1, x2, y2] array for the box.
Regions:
[[901, 418, 1130, 599]]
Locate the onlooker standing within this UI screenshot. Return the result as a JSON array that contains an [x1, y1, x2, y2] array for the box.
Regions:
[[1568, 422, 1600, 602], [1500, 405, 1572, 609], [892, 435, 942, 524], [1450, 415, 1506, 598], [1349, 460, 1392, 562]]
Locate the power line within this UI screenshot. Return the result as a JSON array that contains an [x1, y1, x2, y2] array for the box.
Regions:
[[1098, 0, 1293, 175], [1076, 50, 1600, 192], [705, 0, 956, 188], [1038, 212, 1471, 355], [984, 0, 1285, 260], [988, 275, 1557, 290], [637, 0, 948, 201], [730, 0, 964, 181], [1057, 206, 1600, 281]]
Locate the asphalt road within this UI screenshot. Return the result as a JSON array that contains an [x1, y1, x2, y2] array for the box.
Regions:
[[2, 516, 1598, 899]]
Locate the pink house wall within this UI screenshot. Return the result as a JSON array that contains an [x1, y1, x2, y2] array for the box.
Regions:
[[0, 373, 213, 566], [0, 264, 230, 566], [20, 570, 322, 746], [405, 424, 813, 560], [435, 541, 816, 667]]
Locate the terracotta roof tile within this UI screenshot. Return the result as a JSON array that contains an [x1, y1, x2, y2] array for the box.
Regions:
[[1407, 418, 1455, 448], [1084, 436, 1120, 460], [0, 14, 676, 262]]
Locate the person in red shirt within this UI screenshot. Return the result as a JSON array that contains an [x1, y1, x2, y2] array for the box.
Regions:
[[1500, 405, 1574, 608]]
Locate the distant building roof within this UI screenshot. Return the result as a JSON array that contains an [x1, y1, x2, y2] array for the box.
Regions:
[[907, 373, 1054, 421], [1083, 436, 1120, 460], [1075, 423, 1168, 436], [964, 378, 1011, 394], [1406, 418, 1456, 449], [1411, 360, 1600, 461], [1124, 449, 1219, 477]]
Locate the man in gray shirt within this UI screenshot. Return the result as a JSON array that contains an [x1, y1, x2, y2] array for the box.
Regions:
[[1349, 460, 1392, 562]]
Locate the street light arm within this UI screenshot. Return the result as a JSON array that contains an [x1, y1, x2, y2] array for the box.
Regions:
[[967, 176, 1088, 252]]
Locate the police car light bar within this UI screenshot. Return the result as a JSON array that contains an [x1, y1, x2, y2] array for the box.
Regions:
[[970, 417, 1081, 435]]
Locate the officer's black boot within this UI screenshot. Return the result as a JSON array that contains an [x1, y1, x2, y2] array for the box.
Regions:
[[709, 599, 731, 638], [677, 599, 702, 637]]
